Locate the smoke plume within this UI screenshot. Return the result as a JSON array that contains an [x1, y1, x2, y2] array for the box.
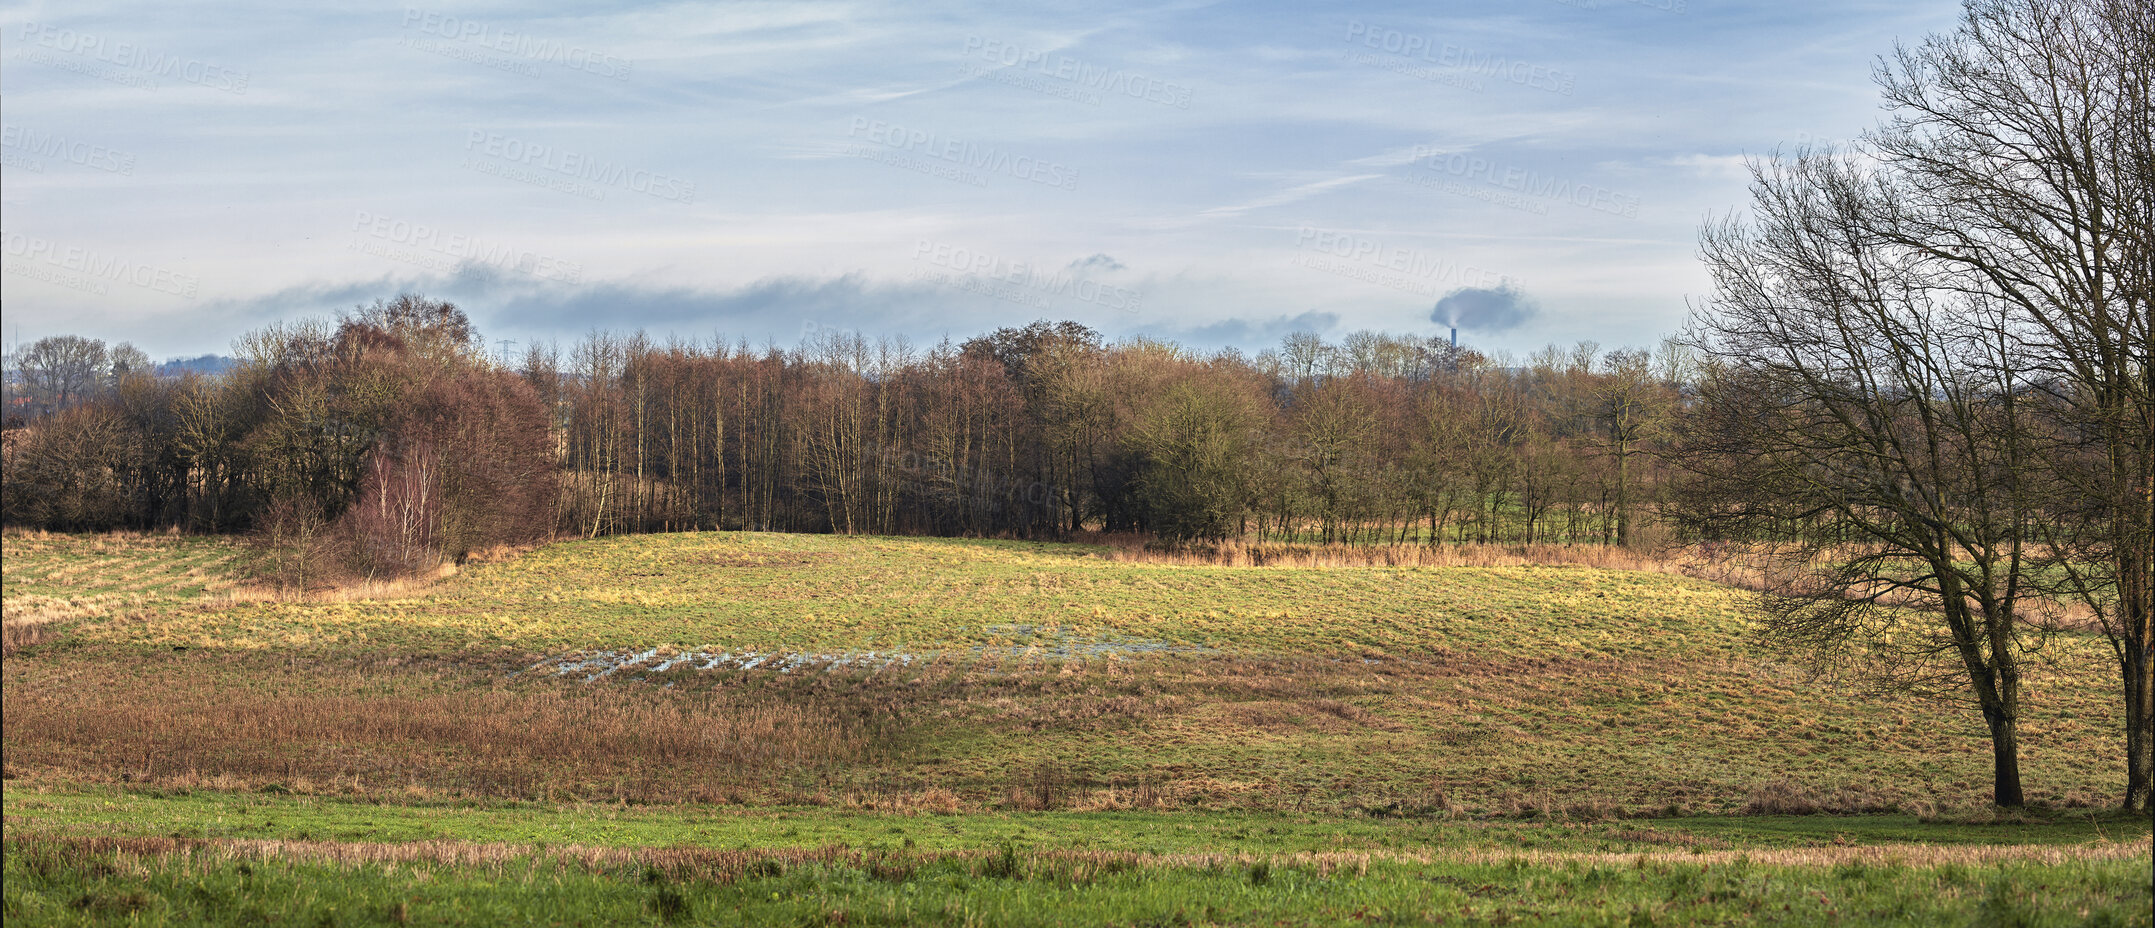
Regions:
[[1431, 283, 1538, 332]]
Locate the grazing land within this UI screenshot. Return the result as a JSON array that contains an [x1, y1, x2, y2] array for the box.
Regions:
[[4, 530, 2147, 925]]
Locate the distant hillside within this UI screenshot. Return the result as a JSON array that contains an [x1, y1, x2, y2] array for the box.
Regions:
[[154, 355, 237, 377]]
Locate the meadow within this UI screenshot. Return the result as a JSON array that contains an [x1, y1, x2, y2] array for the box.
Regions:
[[3, 529, 2147, 924]]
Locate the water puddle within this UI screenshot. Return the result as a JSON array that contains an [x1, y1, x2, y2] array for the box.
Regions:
[[517, 627, 1209, 683]]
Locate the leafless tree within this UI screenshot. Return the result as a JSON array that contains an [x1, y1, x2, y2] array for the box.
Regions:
[[13, 335, 109, 417], [1679, 148, 2053, 807], [1867, 0, 2152, 810]]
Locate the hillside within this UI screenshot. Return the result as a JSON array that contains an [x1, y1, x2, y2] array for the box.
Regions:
[[3, 530, 2124, 814]]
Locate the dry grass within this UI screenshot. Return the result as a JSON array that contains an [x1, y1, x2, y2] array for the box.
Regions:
[[1740, 778, 1905, 816], [2, 530, 250, 655], [1, 620, 62, 656], [8, 831, 2144, 880], [1099, 538, 2110, 630], [1100, 536, 1727, 577], [5, 531, 2128, 815], [2, 658, 897, 803]]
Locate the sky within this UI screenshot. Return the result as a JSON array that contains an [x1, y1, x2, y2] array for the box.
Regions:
[[0, 0, 1965, 362]]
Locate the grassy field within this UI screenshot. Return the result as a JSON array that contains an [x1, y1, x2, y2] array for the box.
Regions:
[[1, 532, 247, 653], [3, 529, 2146, 924]]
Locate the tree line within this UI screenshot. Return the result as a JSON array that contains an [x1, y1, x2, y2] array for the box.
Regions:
[[2, 312, 1688, 555], [3, 297, 557, 584]]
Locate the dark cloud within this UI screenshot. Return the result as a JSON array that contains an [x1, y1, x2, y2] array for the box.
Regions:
[[180, 272, 1121, 354], [1140, 310, 1341, 350], [74, 270, 1346, 358], [1431, 283, 1538, 332]]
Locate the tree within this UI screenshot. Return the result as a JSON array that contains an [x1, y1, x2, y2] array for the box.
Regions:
[[0, 403, 140, 528], [1129, 373, 1265, 542], [107, 343, 151, 383], [1865, 0, 2152, 811], [1678, 148, 2052, 807], [14, 335, 108, 417], [1592, 348, 1670, 547], [1675, 0, 2151, 811]]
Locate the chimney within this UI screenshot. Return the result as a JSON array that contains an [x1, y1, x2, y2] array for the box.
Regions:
[[1450, 326, 1457, 348]]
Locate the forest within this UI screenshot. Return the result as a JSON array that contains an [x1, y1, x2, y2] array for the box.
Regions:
[[0, 303, 1682, 563]]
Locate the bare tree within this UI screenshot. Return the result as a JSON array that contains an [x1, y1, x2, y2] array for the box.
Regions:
[[1679, 148, 2053, 807], [14, 335, 108, 417], [1592, 348, 1669, 548], [1867, 0, 2153, 811]]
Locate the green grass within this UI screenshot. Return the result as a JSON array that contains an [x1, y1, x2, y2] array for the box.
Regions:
[[6, 786, 2144, 855], [6, 831, 2147, 927]]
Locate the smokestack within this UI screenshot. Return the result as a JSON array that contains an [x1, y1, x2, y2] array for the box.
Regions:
[[1450, 326, 1457, 348]]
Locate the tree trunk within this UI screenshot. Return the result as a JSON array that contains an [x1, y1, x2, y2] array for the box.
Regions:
[[2126, 621, 2153, 812], [1984, 706, 2025, 808]]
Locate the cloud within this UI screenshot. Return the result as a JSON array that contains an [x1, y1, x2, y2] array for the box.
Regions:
[[1656, 153, 1754, 181], [1138, 310, 1340, 349], [1431, 283, 1537, 332], [1067, 253, 1125, 272], [1194, 173, 1384, 221]]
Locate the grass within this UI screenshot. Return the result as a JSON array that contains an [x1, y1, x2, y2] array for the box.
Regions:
[[66, 531, 1756, 655], [5, 830, 2147, 927], [6, 530, 2125, 812], [6, 786, 2146, 854], [3, 528, 2147, 924], [0, 531, 248, 654]]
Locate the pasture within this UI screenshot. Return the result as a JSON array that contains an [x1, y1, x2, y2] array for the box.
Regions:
[[3, 530, 2146, 924]]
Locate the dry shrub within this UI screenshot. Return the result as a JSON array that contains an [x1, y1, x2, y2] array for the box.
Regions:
[[1003, 762, 1076, 811], [1, 619, 62, 656]]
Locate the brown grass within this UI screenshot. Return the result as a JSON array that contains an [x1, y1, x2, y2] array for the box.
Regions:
[[1739, 778, 1905, 816], [1099, 536, 1722, 576], [2, 656, 898, 803], [1, 620, 63, 656], [6, 831, 2145, 882]]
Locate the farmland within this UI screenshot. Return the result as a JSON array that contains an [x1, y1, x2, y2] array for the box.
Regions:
[[3, 529, 2147, 924]]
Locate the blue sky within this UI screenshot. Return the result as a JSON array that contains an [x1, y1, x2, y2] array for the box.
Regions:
[[0, 0, 1961, 360]]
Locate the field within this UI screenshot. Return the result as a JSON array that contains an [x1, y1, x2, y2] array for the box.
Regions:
[[3, 529, 2147, 925]]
